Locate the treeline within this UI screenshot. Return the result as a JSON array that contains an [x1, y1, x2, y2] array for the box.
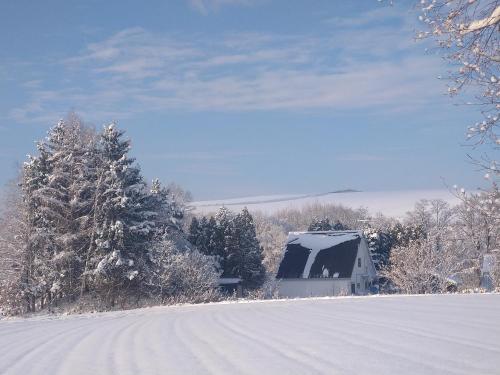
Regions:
[[0, 116, 228, 314], [1, 116, 498, 314], [188, 207, 266, 289]]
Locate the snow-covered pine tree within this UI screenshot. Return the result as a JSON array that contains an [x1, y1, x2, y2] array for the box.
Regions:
[[205, 216, 219, 256], [308, 217, 333, 231], [363, 227, 393, 271], [189, 216, 218, 256], [41, 118, 99, 302], [332, 221, 348, 230], [165, 182, 192, 226], [197, 216, 210, 253], [149, 178, 184, 236], [388, 222, 426, 248], [234, 208, 265, 289], [89, 124, 155, 302], [21, 141, 56, 310], [214, 207, 237, 277], [188, 217, 201, 247]]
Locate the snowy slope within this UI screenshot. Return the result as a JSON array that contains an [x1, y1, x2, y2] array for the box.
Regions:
[[1, 294, 499, 375], [192, 189, 460, 218]]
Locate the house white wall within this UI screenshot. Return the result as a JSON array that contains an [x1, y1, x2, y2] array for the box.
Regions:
[[278, 278, 351, 298], [350, 237, 377, 295]]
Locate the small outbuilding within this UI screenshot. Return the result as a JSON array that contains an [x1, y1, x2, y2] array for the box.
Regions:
[[218, 277, 243, 297], [276, 230, 377, 298]]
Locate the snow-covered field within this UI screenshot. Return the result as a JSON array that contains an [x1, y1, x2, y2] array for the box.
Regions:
[[1, 294, 498, 375], [192, 189, 460, 218]]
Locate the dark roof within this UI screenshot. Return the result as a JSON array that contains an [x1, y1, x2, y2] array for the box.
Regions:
[[276, 231, 362, 279]]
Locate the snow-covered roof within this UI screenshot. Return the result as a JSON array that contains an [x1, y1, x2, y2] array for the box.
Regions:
[[276, 231, 364, 279]]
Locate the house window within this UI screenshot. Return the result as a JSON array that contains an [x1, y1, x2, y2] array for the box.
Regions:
[[357, 283, 360, 290], [358, 258, 361, 267]]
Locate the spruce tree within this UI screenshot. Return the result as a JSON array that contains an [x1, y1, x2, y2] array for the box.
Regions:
[[42, 118, 97, 300], [21, 143, 55, 310], [214, 207, 236, 277], [188, 217, 201, 249], [235, 208, 265, 289], [308, 217, 333, 231], [89, 124, 154, 300], [206, 216, 221, 260], [364, 228, 393, 271]]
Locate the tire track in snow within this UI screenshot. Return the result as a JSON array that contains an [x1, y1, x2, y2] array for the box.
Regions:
[[230, 301, 459, 375], [171, 309, 254, 375], [296, 300, 500, 354], [215, 305, 349, 375], [52, 315, 136, 375], [113, 314, 153, 375], [0, 317, 110, 375], [273, 300, 493, 375], [274, 302, 468, 374], [209, 308, 324, 375]]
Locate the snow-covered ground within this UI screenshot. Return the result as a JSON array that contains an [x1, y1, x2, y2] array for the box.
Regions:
[[192, 189, 460, 218], [1, 294, 498, 375]]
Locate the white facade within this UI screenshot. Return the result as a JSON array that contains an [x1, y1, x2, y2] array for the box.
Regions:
[[278, 278, 352, 298], [277, 231, 377, 298], [350, 236, 377, 294]]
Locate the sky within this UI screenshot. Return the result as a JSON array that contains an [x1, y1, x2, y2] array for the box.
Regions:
[[0, 0, 486, 200]]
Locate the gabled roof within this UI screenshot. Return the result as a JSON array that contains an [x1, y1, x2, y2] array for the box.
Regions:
[[276, 231, 364, 279]]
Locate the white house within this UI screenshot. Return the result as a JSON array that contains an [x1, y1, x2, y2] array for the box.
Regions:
[[276, 230, 377, 298]]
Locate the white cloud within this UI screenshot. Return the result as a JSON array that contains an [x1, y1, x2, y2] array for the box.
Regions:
[[10, 6, 449, 123]]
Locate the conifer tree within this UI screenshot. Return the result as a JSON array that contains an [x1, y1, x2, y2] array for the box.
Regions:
[[21, 141, 58, 309], [308, 217, 333, 231], [42, 118, 98, 301], [89, 124, 154, 301], [234, 208, 265, 289], [188, 217, 201, 248]]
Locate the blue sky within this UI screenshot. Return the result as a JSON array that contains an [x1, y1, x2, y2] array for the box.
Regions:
[[0, 0, 484, 199]]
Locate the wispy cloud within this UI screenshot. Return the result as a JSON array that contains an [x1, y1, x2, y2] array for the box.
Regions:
[[325, 5, 409, 29], [187, 0, 253, 14], [9, 6, 446, 124]]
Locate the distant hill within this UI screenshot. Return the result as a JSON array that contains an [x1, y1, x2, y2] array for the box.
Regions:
[[192, 189, 460, 218], [327, 189, 361, 194]]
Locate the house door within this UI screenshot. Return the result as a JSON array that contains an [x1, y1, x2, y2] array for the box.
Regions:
[[351, 283, 355, 295]]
